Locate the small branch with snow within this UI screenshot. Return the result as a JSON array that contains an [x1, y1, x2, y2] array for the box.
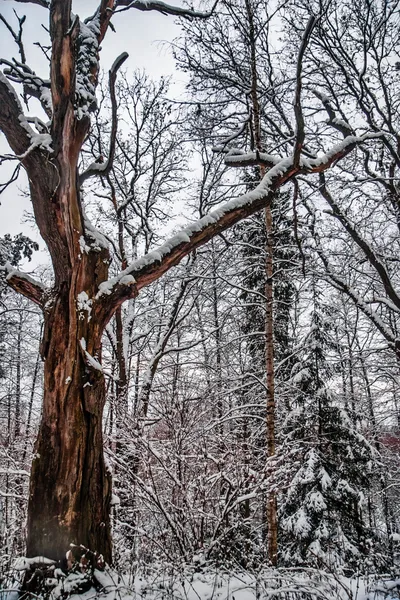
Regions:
[[0, 58, 52, 118], [313, 90, 355, 137], [0, 71, 46, 160], [80, 338, 104, 373], [223, 148, 282, 169]]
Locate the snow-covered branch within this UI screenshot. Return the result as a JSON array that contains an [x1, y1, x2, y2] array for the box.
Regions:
[[114, 0, 218, 19], [0, 72, 44, 160], [97, 132, 381, 320], [2, 263, 47, 307]]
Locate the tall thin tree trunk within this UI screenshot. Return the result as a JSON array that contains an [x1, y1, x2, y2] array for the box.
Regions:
[[14, 312, 22, 439], [115, 305, 128, 456], [264, 202, 277, 565], [245, 0, 278, 565], [211, 243, 224, 441]]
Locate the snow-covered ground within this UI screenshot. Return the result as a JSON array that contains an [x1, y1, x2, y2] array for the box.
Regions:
[[2, 565, 399, 600]]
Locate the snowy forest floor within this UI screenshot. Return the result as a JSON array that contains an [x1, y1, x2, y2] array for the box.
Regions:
[[1, 565, 400, 600]]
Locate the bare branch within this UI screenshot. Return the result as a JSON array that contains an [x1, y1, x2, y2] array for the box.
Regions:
[[79, 52, 129, 185], [0, 12, 27, 64], [293, 15, 316, 168], [0, 163, 22, 195]]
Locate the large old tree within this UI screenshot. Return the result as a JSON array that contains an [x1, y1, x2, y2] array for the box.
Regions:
[[0, 0, 382, 569]]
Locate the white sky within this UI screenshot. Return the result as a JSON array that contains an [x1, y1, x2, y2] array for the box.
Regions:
[[0, 0, 187, 265]]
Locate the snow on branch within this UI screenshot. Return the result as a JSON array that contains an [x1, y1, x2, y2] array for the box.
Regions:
[[1, 263, 47, 307], [96, 131, 380, 320], [113, 0, 218, 19], [223, 148, 282, 169], [0, 72, 41, 159], [313, 90, 355, 137], [80, 338, 103, 372], [0, 59, 52, 118]]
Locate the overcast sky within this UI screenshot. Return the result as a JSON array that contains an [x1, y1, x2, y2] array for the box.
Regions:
[[0, 0, 186, 266]]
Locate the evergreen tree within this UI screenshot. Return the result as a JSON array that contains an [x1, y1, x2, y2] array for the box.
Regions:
[[279, 292, 377, 573]]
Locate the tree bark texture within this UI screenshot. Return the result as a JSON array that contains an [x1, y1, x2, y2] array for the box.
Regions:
[[27, 291, 112, 563]]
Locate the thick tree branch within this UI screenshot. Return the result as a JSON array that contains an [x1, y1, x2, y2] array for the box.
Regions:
[[0, 72, 37, 157], [1, 59, 52, 118], [2, 265, 46, 307], [114, 0, 218, 19], [95, 132, 379, 324]]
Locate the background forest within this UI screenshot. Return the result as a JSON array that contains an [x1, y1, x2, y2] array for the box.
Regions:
[[0, 0, 400, 598]]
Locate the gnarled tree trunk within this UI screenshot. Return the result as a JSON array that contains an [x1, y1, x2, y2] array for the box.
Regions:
[[27, 284, 112, 563]]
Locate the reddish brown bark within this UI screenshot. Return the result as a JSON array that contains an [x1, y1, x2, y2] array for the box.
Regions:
[[13, 0, 117, 565], [27, 246, 113, 562]]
